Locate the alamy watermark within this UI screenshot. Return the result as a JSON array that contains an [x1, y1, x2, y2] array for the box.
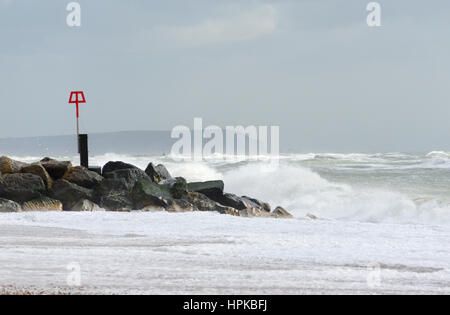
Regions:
[[367, 2, 382, 27], [366, 262, 382, 289], [65, 2, 382, 28], [66, 262, 82, 287], [66, 2, 81, 27], [171, 118, 280, 163]]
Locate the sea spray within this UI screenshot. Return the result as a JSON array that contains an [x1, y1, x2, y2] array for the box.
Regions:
[[5, 153, 450, 226]]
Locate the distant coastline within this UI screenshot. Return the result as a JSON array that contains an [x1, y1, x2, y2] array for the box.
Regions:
[[0, 131, 174, 156], [0, 130, 281, 157]]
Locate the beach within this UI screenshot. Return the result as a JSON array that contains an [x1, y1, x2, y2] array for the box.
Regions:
[[0, 211, 449, 295], [1, 153, 450, 294]]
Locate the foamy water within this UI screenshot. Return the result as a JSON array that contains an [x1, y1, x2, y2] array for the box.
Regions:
[[0, 211, 449, 294], [8, 152, 450, 226], [2, 153, 450, 294]]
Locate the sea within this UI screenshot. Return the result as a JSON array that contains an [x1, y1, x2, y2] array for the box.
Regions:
[[8, 151, 450, 226], [1, 152, 449, 294]]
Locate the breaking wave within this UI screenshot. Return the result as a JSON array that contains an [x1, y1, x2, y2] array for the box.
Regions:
[[6, 153, 450, 226], [222, 162, 450, 226]]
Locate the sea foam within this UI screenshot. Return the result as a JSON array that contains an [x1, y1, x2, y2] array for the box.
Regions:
[[6, 153, 450, 226]]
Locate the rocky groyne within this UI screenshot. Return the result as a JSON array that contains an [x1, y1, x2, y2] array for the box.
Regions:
[[0, 156, 293, 218]]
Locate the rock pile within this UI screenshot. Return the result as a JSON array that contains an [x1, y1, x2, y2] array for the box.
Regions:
[[0, 156, 293, 218]]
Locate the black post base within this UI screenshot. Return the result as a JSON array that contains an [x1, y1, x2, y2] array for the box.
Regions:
[[78, 134, 89, 168]]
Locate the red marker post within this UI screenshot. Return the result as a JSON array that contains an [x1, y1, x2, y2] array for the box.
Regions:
[[69, 91, 86, 142], [69, 91, 89, 167]]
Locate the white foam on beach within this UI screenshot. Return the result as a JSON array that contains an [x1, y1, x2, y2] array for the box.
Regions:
[[2, 153, 450, 294], [0, 211, 449, 294]]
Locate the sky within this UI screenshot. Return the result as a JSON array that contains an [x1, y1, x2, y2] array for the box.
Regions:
[[0, 0, 449, 152]]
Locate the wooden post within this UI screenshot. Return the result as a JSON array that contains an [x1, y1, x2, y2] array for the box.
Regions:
[[78, 134, 88, 168]]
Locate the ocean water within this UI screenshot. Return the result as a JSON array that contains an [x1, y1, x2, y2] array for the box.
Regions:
[[1, 152, 450, 294], [11, 151, 450, 226]]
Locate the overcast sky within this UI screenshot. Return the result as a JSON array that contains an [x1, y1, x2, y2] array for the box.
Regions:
[[0, 0, 449, 152]]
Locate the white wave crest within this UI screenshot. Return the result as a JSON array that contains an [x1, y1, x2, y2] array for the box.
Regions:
[[222, 162, 450, 226], [5, 153, 450, 226]]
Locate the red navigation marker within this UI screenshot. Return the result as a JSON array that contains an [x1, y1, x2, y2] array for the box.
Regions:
[[69, 91, 86, 118], [69, 91, 86, 138], [69, 91, 86, 154]]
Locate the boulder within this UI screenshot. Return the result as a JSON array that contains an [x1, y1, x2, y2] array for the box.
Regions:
[[0, 156, 29, 174], [0, 173, 46, 203], [63, 166, 103, 189], [306, 213, 318, 220], [271, 206, 294, 219], [103, 168, 150, 190], [241, 196, 271, 212], [163, 199, 195, 212], [22, 196, 63, 212], [0, 198, 22, 213], [161, 177, 187, 199], [171, 177, 188, 199], [96, 168, 155, 211], [40, 158, 72, 180], [186, 180, 225, 201], [70, 199, 103, 212], [88, 166, 102, 176], [93, 178, 134, 211], [141, 205, 165, 212], [186, 182, 270, 213], [50, 179, 93, 210], [183, 192, 217, 211], [21, 163, 53, 189], [145, 163, 172, 183], [217, 207, 240, 217], [215, 193, 248, 210], [102, 161, 139, 176], [183, 192, 232, 212], [239, 208, 271, 218], [131, 178, 172, 210]]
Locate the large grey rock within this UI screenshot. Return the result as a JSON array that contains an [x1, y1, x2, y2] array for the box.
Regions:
[[131, 178, 172, 209], [161, 177, 187, 199], [103, 168, 150, 190], [183, 192, 233, 212], [217, 194, 272, 212], [271, 206, 294, 219], [40, 158, 72, 180], [163, 199, 195, 212], [145, 163, 172, 183], [0, 198, 22, 213], [186, 180, 225, 201], [21, 163, 53, 189], [241, 196, 271, 212], [141, 205, 165, 212], [183, 192, 217, 211], [63, 166, 103, 189], [0, 156, 29, 174], [239, 208, 272, 218], [0, 173, 46, 203], [161, 191, 244, 214], [22, 196, 63, 212], [102, 161, 139, 176], [50, 179, 93, 210], [186, 181, 272, 214], [94, 178, 134, 211], [217, 207, 240, 217], [215, 193, 248, 210]]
